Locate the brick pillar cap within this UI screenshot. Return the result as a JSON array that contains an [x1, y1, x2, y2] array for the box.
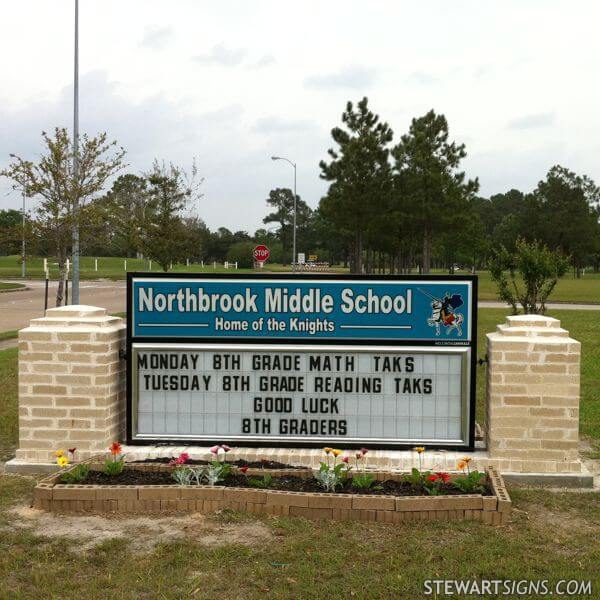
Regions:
[[505, 315, 560, 328], [45, 305, 108, 318]]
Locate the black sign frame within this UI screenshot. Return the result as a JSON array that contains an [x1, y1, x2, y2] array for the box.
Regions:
[[126, 272, 478, 451]]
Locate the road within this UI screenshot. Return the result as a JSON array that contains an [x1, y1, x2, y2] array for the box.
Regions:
[[0, 279, 598, 336], [0, 280, 125, 331]]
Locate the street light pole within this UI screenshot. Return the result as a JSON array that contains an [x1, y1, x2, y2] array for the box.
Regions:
[[21, 193, 26, 278], [71, 0, 80, 304], [271, 156, 297, 270]]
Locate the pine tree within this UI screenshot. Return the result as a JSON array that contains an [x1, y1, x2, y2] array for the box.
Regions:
[[319, 97, 393, 273], [392, 110, 478, 273]]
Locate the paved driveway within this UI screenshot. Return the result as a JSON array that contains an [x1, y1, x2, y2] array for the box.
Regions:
[[0, 280, 125, 331], [1, 279, 598, 336]]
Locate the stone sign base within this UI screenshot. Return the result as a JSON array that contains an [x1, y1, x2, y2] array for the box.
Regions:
[[7, 306, 591, 487]]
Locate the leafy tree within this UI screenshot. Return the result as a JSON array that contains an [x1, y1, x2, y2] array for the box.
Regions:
[[489, 238, 569, 314], [531, 166, 600, 277], [0, 209, 25, 256], [320, 97, 393, 273], [392, 110, 478, 273], [141, 160, 202, 271], [0, 128, 125, 304], [263, 187, 313, 263], [103, 174, 150, 257], [226, 240, 256, 268], [181, 216, 210, 262]]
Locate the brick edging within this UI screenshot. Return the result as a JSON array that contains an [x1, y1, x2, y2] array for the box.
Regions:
[[33, 465, 511, 525]]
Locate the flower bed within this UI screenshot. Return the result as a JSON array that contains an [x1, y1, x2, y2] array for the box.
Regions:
[[33, 461, 511, 525]]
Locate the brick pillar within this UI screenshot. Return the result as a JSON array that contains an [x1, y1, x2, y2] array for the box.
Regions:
[[487, 315, 581, 473], [16, 305, 126, 463]]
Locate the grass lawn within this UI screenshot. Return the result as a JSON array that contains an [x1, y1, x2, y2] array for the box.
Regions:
[[0, 475, 597, 599], [0, 348, 17, 463], [1, 255, 598, 303], [0, 331, 18, 342], [0, 255, 347, 281], [0, 282, 25, 291], [475, 309, 600, 442], [474, 270, 600, 304]]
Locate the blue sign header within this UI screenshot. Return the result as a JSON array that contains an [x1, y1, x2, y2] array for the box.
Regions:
[[130, 276, 473, 342]]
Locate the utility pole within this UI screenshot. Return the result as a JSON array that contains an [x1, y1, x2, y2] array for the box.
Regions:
[[21, 193, 26, 278], [71, 0, 80, 304], [271, 156, 297, 270]]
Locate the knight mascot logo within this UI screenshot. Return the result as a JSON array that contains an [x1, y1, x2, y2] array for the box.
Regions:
[[419, 289, 465, 336]]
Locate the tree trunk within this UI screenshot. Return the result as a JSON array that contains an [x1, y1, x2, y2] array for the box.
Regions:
[[56, 258, 66, 307], [354, 230, 363, 274], [422, 228, 431, 274]]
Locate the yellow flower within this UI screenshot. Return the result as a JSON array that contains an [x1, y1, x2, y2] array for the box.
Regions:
[[457, 460, 467, 471], [323, 447, 333, 455], [331, 449, 342, 457], [57, 456, 69, 468], [462, 456, 472, 464], [54, 449, 65, 458], [415, 446, 425, 454]]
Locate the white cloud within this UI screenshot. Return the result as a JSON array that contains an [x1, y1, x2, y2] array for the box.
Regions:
[[192, 44, 247, 67], [140, 25, 174, 50], [508, 113, 555, 130], [304, 66, 377, 90], [1, 0, 600, 231]]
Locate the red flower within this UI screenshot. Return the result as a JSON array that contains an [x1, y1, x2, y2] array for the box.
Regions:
[[179, 453, 190, 464], [341, 456, 350, 464], [427, 474, 438, 482], [360, 448, 369, 455], [68, 447, 77, 455], [240, 466, 249, 474], [109, 441, 122, 456], [435, 472, 451, 483]]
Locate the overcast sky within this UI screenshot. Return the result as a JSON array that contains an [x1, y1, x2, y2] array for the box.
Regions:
[[1, 0, 599, 232]]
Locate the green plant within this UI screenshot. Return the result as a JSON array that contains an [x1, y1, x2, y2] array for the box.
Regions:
[[402, 447, 430, 491], [351, 472, 381, 490], [104, 441, 125, 477], [403, 467, 431, 489], [489, 238, 569, 314], [349, 448, 380, 489], [205, 461, 231, 486], [453, 457, 486, 493], [248, 473, 273, 489], [60, 463, 89, 484], [314, 448, 349, 493], [172, 466, 194, 486], [453, 470, 486, 494]]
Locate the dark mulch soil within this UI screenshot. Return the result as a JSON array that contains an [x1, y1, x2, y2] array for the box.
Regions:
[[68, 469, 492, 496], [131, 458, 302, 470]]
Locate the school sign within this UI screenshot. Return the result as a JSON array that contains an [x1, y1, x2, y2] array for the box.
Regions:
[[126, 274, 478, 450]]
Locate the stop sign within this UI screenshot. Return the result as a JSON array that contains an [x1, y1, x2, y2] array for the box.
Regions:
[[253, 245, 270, 262]]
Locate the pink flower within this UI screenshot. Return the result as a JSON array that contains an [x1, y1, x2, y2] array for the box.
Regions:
[[355, 451, 363, 460], [209, 445, 220, 455], [221, 444, 231, 452], [179, 453, 190, 464], [341, 456, 350, 464], [360, 448, 369, 455]]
